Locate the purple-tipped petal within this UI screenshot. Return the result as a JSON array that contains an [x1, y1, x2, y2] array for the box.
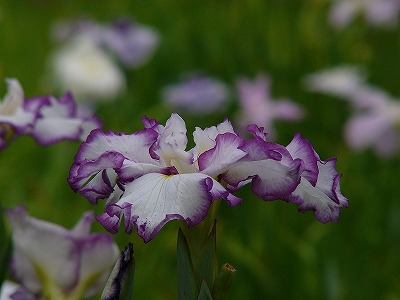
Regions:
[[223, 139, 302, 199], [74, 128, 158, 163], [198, 132, 247, 177], [286, 133, 319, 186], [69, 152, 124, 203], [285, 158, 348, 223]]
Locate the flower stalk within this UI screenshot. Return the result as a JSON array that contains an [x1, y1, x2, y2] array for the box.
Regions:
[[178, 202, 235, 300]]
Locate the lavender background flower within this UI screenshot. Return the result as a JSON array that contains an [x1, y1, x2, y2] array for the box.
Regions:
[[51, 17, 159, 69], [162, 74, 230, 114], [344, 89, 400, 157], [99, 19, 159, 68], [235, 74, 304, 138]]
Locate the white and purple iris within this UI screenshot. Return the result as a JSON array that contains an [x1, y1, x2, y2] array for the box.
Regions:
[[68, 113, 348, 243], [0, 79, 101, 149], [5, 206, 119, 300]]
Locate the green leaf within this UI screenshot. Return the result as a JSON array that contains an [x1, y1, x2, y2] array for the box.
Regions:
[[195, 220, 217, 290], [0, 206, 12, 286], [212, 263, 237, 300], [101, 243, 135, 300], [198, 280, 213, 300], [177, 228, 198, 300]]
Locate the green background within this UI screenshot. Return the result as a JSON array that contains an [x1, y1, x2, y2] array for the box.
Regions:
[[1, 0, 400, 299]]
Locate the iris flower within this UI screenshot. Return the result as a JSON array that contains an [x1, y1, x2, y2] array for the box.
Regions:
[[0, 78, 101, 148], [69, 113, 348, 243], [24, 92, 102, 145], [5, 206, 119, 300]]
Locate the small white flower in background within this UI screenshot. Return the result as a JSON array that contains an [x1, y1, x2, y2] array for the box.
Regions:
[[5, 206, 119, 300], [235, 73, 304, 138], [329, 0, 400, 29], [162, 73, 230, 114], [50, 39, 126, 102], [304, 65, 367, 99]]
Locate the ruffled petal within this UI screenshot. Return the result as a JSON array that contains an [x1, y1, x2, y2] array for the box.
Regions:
[[68, 152, 123, 203], [153, 113, 192, 168], [98, 173, 237, 242], [223, 139, 302, 199], [286, 133, 319, 186], [192, 119, 236, 156], [30, 118, 84, 145], [285, 158, 348, 223], [198, 132, 247, 177], [74, 128, 157, 163]]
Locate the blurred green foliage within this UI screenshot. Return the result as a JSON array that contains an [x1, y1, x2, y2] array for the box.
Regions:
[[1, 0, 400, 299]]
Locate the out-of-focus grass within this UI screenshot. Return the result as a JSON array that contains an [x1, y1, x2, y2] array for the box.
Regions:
[[1, 0, 400, 299]]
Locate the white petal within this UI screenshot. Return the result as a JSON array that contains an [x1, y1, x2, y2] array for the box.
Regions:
[[107, 173, 226, 242]]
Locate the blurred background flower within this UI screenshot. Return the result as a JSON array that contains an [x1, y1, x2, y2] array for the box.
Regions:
[[235, 73, 304, 138], [329, 0, 400, 29], [49, 39, 126, 102], [5, 206, 119, 300], [161, 73, 229, 114], [51, 18, 159, 69]]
